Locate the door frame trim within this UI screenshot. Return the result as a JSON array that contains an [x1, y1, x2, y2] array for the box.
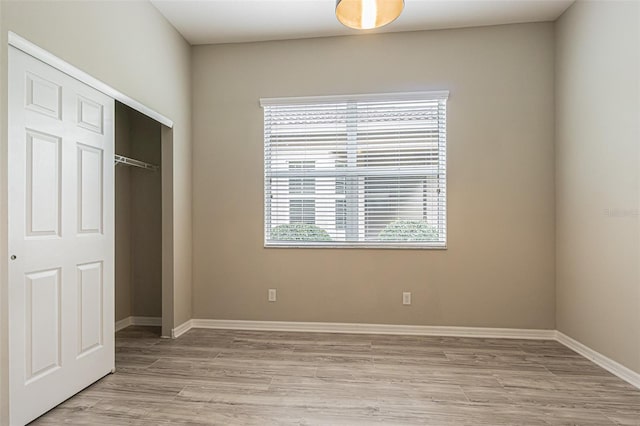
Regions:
[[8, 31, 173, 129]]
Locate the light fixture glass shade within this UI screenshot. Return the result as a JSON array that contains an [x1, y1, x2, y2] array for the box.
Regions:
[[336, 0, 404, 30]]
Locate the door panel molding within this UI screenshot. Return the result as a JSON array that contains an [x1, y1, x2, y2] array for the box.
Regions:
[[8, 46, 115, 426]]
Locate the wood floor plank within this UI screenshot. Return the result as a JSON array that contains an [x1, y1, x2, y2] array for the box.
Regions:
[[30, 326, 640, 425]]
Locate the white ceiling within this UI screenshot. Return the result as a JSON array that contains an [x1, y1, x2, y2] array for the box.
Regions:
[[151, 0, 574, 45]]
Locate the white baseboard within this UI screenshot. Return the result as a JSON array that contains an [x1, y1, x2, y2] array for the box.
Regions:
[[155, 318, 640, 390], [115, 316, 161, 332], [189, 319, 556, 340], [115, 317, 132, 332], [556, 331, 640, 390], [172, 319, 193, 339]]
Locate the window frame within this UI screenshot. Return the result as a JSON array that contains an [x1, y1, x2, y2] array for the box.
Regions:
[[261, 91, 448, 250]]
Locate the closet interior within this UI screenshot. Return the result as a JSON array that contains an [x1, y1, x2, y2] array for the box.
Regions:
[[115, 102, 163, 332]]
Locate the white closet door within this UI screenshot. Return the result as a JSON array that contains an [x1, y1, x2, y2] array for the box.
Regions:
[[8, 46, 114, 426]]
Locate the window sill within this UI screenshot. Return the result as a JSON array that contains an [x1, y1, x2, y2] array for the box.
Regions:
[[264, 243, 447, 250]]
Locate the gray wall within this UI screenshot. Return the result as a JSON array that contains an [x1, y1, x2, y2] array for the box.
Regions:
[[116, 104, 163, 321], [555, 0, 640, 374], [130, 107, 163, 318], [191, 23, 556, 329], [115, 103, 133, 321]]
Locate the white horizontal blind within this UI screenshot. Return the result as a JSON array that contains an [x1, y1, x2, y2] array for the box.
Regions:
[[262, 92, 447, 248]]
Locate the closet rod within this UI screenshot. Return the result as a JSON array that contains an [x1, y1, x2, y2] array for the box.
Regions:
[[114, 154, 159, 171]]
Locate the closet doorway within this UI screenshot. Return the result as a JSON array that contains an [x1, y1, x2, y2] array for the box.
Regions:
[[115, 103, 163, 337]]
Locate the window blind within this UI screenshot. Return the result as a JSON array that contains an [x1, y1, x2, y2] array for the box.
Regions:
[[262, 91, 448, 248]]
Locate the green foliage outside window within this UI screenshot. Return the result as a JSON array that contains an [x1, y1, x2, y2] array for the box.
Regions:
[[378, 220, 438, 242], [271, 224, 332, 241]]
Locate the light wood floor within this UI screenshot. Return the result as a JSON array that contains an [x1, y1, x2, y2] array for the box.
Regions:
[[32, 326, 640, 425]]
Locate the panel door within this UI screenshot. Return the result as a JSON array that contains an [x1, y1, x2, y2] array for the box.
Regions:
[[8, 46, 114, 426]]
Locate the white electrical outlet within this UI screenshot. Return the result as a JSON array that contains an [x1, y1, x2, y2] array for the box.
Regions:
[[403, 292, 412, 305], [268, 289, 277, 302]]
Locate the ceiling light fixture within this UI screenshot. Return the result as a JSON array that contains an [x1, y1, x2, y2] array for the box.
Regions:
[[336, 0, 405, 30]]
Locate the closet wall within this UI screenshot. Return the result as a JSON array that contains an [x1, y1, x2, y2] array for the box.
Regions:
[[116, 103, 163, 322]]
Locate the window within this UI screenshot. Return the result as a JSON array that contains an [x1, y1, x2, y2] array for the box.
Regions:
[[290, 199, 315, 224], [262, 91, 448, 248], [288, 160, 315, 195]]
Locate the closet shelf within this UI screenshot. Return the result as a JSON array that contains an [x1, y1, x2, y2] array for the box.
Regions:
[[114, 154, 159, 171]]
